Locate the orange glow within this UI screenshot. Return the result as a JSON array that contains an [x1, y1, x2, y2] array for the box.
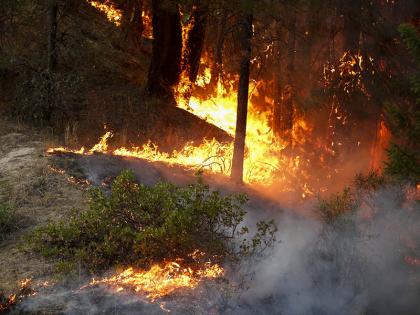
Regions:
[[142, 10, 153, 39], [370, 119, 391, 170], [88, 1, 122, 26], [84, 254, 223, 302], [48, 24, 316, 192]]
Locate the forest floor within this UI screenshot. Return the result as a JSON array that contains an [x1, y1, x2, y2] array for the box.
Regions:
[[0, 119, 88, 295]]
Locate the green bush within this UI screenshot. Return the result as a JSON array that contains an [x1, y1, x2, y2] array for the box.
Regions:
[[0, 203, 16, 238], [317, 188, 358, 225], [385, 143, 420, 183], [383, 24, 420, 184], [354, 170, 386, 193], [29, 171, 276, 273]]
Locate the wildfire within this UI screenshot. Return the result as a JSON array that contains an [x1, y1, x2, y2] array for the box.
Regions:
[[84, 258, 224, 302], [88, 0, 122, 26], [48, 80, 314, 190], [48, 13, 316, 191], [0, 279, 34, 312], [175, 61, 313, 186], [142, 10, 153, 39], [87, 1, 153, 40]]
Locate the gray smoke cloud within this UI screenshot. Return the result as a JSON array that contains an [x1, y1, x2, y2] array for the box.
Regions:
[[226, 186, 420, 315]]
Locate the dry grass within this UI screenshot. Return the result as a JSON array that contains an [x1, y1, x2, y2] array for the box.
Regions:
[[0, 119, 88, 295]]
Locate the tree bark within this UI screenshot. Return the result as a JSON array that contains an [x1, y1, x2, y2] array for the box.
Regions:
[[231, 13, 252, 184], [183, 2, 208, 84], [340, 0, 362, 53], [274, 12, 296, 140], [146, 0, 182, 97], [283, 12, 296, 133], [272, 34, 283, 137], [209, 7, 227, 88], [48, 0, 58, 72], [121, 0, 144, 49]]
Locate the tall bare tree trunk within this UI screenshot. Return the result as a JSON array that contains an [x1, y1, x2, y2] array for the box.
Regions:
[[209, 7, 227, 88], [121, 0, 144, 49], [340, 0, 362, 53], [231, 13, 252, 184], [146, 0, 182, 98], [284, 13, 296, 131], [272, 22, 283, 137], [183, 2, 208, 84], [276, 12, 296, 142], [48, 0, 58, 72], [178, 2, 208, 101]]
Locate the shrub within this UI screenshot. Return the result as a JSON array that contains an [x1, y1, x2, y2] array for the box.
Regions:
[[317, 187, 358, 225], [0, 203, 16, 238], [354, 170, 386, 193], [12, 69, 85, 127], [29, 171, 277, 273]]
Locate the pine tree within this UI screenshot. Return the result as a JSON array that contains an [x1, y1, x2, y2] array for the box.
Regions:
[[384, 24, 420, 183]]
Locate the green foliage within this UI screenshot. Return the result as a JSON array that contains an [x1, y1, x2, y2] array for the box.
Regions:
[[384, 24, 420, 184], [399, 24, 420, 64], [29, 171, 277, 273], [354, 170, 386, 193], [0, 203, 16, 238], [385, 143, 420, 182], [317, 188, 358, 225]]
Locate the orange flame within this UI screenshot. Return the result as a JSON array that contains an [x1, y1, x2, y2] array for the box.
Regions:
[[88, 1, 122, 26], [85, 257, 223, 301], [48, 19, 316, 191]]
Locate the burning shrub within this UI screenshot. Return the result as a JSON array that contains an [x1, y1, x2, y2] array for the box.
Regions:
[[0, 279, 33, 313], [29, 171, 276, 273]]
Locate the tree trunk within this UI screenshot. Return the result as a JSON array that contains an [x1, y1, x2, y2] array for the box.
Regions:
[[272, 22, 283, 137], [276, 12, 296, 141], [340, 0, 362, 53], [183, 2, 208, 84], [146, 0, 182, 97], [121, 0, 144, 49], [283, 12, 296, 133], [231, 13, 252, 184], [209, 8, 227, 88], [48, 0, 58, 72]]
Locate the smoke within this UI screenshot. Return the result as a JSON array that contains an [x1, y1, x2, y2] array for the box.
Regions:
[[18, 155, 420, 314], [227, 186, 420, 315]]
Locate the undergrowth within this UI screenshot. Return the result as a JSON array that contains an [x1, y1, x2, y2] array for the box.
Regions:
[[28, 171, 277, 273], [0, 202, 16, 238]]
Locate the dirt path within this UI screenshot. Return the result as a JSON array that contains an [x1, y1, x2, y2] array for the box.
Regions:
[[0, 119, 87, 295]]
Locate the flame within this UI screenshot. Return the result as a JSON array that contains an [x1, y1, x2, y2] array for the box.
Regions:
[[175, 62, 313, 185], [0, 278, 33, 312], [88, 0, 122, 26], [87, 0, 153, 41], [85, 257, 223, 302], [370, 118, 391, 169], [47, 19, 317, 191], [142, 10, 153, 39], [48, 84, 314, 189]]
